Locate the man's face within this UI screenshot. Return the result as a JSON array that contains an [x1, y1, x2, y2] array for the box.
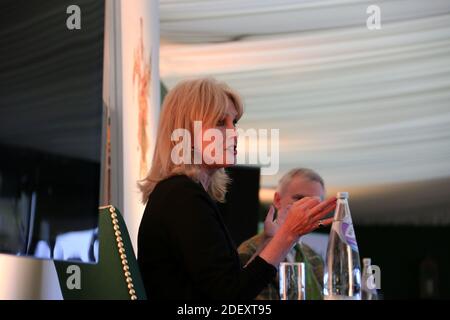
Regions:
[[274, 176, 325, 213]]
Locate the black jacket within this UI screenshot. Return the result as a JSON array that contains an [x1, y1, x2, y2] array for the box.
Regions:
[[138, 174, 276, 300]]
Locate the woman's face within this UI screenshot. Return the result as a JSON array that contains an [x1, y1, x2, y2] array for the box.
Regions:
[[199, 98, 238, 169]]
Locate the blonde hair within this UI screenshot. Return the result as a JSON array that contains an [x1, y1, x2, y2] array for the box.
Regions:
[[139, 78, 244, 203]]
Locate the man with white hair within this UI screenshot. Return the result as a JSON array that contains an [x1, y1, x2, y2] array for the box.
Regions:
[[238, 168, 327, 300]]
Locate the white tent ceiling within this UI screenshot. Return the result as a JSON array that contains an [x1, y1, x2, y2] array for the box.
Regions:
[[159, 0, 450, 224]]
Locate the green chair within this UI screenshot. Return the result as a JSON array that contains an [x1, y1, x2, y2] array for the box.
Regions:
[[54, 206, 147, 300]]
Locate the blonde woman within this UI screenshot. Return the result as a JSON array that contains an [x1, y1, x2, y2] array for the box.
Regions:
[[137, 78, 336, 300]]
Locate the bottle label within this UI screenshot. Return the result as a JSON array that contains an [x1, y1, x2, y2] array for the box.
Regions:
[[333, 218, 359, 252]]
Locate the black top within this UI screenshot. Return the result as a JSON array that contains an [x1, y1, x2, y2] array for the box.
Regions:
[[138, 174, 277, 300]]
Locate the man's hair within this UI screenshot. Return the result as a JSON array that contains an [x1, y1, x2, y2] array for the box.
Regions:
[[276, 168, 325, 195]]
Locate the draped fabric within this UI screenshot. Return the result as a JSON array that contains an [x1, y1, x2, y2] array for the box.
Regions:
[[159, 0, 450, 224], [0, 0, 104, 162]]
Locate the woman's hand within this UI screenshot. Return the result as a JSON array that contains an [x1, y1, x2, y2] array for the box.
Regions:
[[259, 196, 336, 267], [278, 196, 337, 243]]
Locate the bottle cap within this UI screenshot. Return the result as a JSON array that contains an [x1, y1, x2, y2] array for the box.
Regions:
[[337, 191, 349, 199], [363, 258, 371, 265]]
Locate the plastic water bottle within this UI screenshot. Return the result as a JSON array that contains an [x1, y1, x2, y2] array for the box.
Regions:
[[323, 192, 361, 300]]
